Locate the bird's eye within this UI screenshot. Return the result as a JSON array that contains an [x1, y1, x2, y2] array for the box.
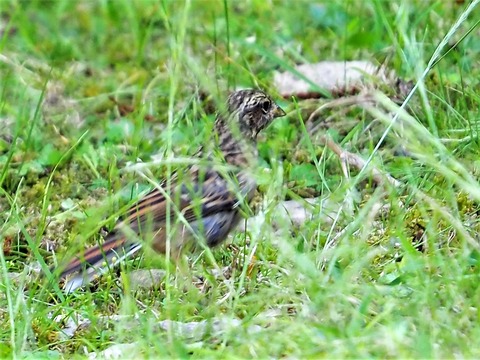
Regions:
[[260, 99, 271, 113]]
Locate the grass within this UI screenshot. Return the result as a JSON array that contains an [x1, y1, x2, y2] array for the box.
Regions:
[[2, 0, 480, 358]]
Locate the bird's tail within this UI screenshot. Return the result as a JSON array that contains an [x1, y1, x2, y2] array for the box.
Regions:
[[55, 233, 143, 293]]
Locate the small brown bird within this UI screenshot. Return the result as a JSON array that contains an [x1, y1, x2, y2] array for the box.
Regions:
[[55, 89, 286, 292]]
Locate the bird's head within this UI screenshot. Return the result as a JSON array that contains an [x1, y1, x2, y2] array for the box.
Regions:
[[225, 89, 286, 139]]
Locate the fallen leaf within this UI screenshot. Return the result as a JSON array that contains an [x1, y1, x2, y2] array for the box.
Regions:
[[274, 61, 393, 98]]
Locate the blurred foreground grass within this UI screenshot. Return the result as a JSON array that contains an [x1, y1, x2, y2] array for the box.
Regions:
[[1, 0, 480, 358]]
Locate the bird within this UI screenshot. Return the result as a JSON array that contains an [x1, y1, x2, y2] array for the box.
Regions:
[[54, 89, 286, 292]]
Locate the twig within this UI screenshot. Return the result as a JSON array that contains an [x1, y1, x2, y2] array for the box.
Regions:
[[318, 135, 401, 187]]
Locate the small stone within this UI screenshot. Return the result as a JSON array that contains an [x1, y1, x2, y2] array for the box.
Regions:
[[60, 198, 76, 210], [128, 269, 166, 290], [88, 343, 139, 360], [5, 272, 32, 287]]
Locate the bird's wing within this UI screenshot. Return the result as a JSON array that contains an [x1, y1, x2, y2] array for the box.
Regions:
[[118, 168, 244, 233]]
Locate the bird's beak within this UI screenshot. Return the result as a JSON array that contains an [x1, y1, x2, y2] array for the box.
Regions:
[[273, 105, 286, 118]]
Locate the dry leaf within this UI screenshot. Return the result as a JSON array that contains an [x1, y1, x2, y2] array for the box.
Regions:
[[274, 61, 393, 98]]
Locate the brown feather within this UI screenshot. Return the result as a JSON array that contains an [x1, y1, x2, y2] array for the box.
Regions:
[[54, 89, 285, 292]]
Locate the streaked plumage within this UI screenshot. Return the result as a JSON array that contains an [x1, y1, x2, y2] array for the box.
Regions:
[[55, 89, 286, 292]]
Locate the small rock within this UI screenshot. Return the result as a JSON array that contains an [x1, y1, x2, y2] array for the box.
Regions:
[[128, 269, 166, 290], [5, 272, 32, 287], [60, 198, 76, 210], [55, 314, 91, 340], [156, 318, 262, 342], [88, 343, 139, 360]]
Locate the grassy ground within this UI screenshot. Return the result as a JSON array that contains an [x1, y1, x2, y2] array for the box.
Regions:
[[2, 0, 480, 358]]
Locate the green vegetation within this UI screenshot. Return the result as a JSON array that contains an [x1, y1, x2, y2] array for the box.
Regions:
[[2, 0, 480, 358]]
